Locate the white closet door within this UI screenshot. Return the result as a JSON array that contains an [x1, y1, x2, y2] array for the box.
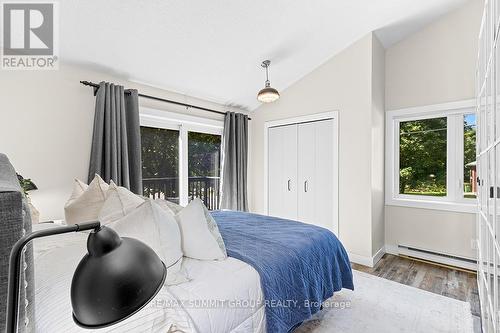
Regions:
[[314, 119, 335, 232], [297, 122, 316, 223], [268, 125, 298, 220], [297, 119, 335, 232], [268, 127, 283, 216]]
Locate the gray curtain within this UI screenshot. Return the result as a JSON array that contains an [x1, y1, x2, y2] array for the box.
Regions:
[[88, 82, 142, 194], [220, 112, 248, 211]]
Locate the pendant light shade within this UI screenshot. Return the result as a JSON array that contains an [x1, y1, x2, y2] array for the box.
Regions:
[[71, 226, 166, 328], [257, 60, 280, 103], [257, 86, 280, 103]]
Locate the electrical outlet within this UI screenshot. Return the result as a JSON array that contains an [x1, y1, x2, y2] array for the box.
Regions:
[[471, 239, 477, 250]]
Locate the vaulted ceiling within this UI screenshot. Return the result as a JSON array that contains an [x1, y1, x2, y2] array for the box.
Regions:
[[60, 0, 468, 110]]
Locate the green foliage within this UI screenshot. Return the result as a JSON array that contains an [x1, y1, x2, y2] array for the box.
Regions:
[[16, 173, 37, 197], [141, 127, 179, 178], [463, 122, 476, 181], [399, 116, 477, 197], [399, 117, 447, 195], [140, 127, 221, 179], [188, 132, 221, 177]]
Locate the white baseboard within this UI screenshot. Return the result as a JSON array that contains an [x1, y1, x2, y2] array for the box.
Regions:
[[349, 246, 386, 268], [385, 244, 399, 255], [384, 244, 477, 271], [351, 244, 477, 271], [372, 246, 385, 266], [348, 252, 373, 267]]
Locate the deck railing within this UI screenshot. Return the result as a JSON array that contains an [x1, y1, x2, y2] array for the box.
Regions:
[[142, 176, 220, 210]]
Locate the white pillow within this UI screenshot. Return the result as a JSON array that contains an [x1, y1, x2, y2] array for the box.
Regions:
[[155, 199, 183, 215], [32, 221, 89, 261], [174, 198, 227, 260], [68, 178, 88, 201], [98, 181, 144, 224], [107, 199, 189, 285], [64, 175, 109, 225]]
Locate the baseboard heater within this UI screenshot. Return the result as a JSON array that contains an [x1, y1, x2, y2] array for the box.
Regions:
[[397, 245, 477, 272]]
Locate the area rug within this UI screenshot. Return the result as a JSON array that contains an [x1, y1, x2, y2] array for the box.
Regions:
[[295, 270, 473, 333]]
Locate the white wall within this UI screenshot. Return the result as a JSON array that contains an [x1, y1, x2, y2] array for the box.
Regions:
[[0, 63, 244, 221], [371, 35, 386, 255], [250, 33, 385, 261], [384, 0, 483, 259]]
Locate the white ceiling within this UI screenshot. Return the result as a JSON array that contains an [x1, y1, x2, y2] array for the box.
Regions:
[[60, 0, 468, 111]]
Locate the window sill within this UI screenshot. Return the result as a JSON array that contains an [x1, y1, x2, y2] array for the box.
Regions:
[[386, 197, 478, 214]]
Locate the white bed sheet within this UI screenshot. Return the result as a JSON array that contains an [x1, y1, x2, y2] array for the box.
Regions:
[[32, 228, 266, 333]]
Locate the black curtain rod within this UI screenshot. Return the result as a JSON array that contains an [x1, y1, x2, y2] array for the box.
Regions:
[[80, 80, 251, 120]]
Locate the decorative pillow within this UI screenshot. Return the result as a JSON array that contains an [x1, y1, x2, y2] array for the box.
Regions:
[[154, 199, 183, 215], [174, 198, 227, 260], [98, 181, 144, 224], [200, 202, 227, 257], [68, 178, 88, 201], [64, 175, 109, 225], [107, 199, 188, 285]]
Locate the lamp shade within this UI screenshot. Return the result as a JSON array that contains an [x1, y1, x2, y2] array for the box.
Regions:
[[257, 87, 280, 103], [71, 226, 166, 328]]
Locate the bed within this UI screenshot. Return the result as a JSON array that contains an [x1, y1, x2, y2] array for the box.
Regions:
[[33, 230, 266, 333], [0, 153, 354, 333]]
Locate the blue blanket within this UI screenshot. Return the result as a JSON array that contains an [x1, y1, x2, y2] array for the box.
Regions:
[[211, 211, 354, 333]]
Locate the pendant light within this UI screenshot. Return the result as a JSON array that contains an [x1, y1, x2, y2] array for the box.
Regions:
[[257, 60, 280, 103]]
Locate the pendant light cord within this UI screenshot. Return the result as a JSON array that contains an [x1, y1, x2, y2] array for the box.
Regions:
[[265, 63, 270, 87]]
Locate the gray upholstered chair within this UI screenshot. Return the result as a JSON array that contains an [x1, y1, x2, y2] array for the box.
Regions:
[[0, 154, 34, 333]]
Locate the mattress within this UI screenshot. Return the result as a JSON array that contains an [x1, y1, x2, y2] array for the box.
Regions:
[[32, 226, 266, 333]]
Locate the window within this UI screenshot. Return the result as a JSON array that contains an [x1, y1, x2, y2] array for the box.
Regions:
[[463, 114, 476, 199], [386, 101, 477, 213], [399, 117, 447, 197], [139, 108, 224, 210], [141, 127, 180, 203]]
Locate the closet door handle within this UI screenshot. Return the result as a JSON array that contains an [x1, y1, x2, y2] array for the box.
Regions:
[[304, 180, 308, 193], [287, 179, 291, 191]]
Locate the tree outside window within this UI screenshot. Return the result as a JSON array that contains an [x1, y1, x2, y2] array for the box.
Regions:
[[399, 117, 447, 197], [141, 126, 180, 202], [463, 114, 476, 199]]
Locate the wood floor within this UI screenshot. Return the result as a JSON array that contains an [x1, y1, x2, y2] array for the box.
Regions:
[[352, 254, 481, 332]]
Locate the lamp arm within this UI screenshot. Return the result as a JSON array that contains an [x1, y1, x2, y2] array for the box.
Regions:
[[5, 221, 101, 333]]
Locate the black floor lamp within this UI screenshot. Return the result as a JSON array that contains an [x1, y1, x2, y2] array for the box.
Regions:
[[5, 222, 167, 333]]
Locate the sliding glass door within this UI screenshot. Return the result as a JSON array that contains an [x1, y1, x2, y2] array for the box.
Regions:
[[141, 127, 180, 203], [188, 132, 221, 209], [139, 109, 223, 210]]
